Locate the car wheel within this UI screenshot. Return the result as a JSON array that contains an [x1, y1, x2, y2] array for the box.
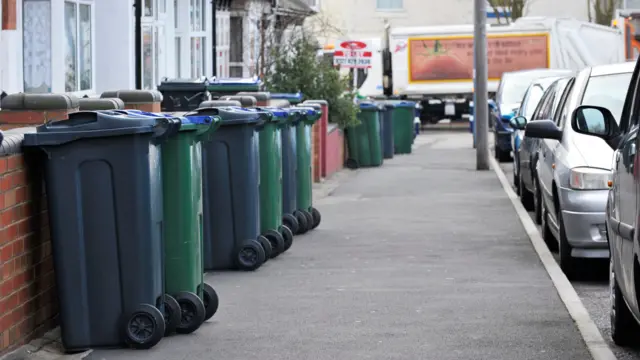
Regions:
[[610, 256, 639, 346], [513, 155, 520, 193], [533, 174, 542, 225], [557, 209, 575, 279]]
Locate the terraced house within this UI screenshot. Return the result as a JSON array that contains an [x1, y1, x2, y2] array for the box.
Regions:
[[0, 0, 317, 96]]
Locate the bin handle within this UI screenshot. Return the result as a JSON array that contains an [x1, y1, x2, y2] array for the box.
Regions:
[[185, 107, 220, 117], [44, 111, 100, 128], [150, 117, 178, 144]]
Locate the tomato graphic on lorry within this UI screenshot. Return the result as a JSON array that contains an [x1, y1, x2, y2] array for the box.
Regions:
[[408, 34, 549, 82]]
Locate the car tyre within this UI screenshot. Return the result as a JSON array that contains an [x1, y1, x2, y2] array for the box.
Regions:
[[533, 174, 543, 225], [557, 209, 575, 279], [610, 256, 639, 346], [519, 172, 534, 211], [541, 201, 557, 252]]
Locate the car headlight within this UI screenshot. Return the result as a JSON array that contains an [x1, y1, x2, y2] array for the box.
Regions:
[[569, 167, 612, 190]]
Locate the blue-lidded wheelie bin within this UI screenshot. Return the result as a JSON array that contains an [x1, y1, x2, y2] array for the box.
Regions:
[[185, 106, 273, 271], [22, 110, 181, 351], [279, 108, 304, 234], [379, 102, 395, 159]]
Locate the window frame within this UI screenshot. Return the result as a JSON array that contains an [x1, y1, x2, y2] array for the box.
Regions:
[[141, 0, 167, 89], [22, 0, 53, 93], [63, 0, 95, 96], [376, 0, 403, 11], [554, 78, 575, 129]]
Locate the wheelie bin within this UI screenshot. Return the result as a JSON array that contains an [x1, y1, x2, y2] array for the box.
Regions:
[[280, 108, 303, 234], [269, 93, 303, 105], [291, 105, 322, 231], [390, 100, 416, 154], [379, 102, 395, 159], [207, 78, 261, 98], [249, 107, 293, 257], [22, 110, 181, 351], [185, 106, 272, 271], [157, 78, 210, 111], [345, 102, 384, 169]]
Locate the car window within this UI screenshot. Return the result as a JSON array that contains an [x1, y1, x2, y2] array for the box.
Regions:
[[554, 79, 575, 128], [530, 86, 554, 121], [498, 75, 543, 105], [522, 85, 545, 119], [623, 66, 640, 131], [581, 72, 633, 124], [537, 84, 557, 120]]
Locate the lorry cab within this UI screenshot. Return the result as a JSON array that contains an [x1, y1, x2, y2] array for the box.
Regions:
[[612, 9, 640, 61]]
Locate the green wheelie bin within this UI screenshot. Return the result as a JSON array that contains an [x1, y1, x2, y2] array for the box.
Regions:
[[161, 114, 222, 335], [345, 102, 384, 169], [251, 107, 294, 258], [390, 101, 416, 154], [291, 105, 322, 231]]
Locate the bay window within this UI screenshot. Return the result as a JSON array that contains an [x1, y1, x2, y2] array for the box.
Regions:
[[64, 0, 93, 92], [142, 0, 166, 89]]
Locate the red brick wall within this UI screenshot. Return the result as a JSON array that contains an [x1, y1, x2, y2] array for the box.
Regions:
[[0, 144, 57, 354], [325, 127, 344, 178], [312, 123, 320, 182]]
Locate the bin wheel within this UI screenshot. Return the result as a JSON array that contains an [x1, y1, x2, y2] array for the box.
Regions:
[[282, 213, 299, 234], [302, 210, 314, 232], [264, 229, 286, 258], [294, 210, 309, 235], [162, 294, 181, 336], [201, 283, 219, 321], [122, 304, 165, 349], [236, 239, 266, 271], [345, 158, 359, 169], [256, 235, 273, 260], [279, 225, 294, 252], [174, 291, 206, 334], [310, 207, 321, 229]]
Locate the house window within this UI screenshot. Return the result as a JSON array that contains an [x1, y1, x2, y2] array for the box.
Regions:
[[229, 16, 243, 77], [23, 0, 52, 93], [64, 0, 92, 92], [189, 0, 206, 78], [142, 0, 166, 89], [376, 0, 402, 10]]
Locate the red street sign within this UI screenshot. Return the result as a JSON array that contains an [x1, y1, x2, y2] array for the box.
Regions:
[[334, 50, 345, 56], [362, 51, 372, 57], [339, 41, 367, 50]]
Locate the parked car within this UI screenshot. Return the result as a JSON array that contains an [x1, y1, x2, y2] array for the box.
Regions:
[[510, 75, 574, 224], [494, 69, 575, 161], [524, 61, 634, 278], [566, 58, 640, 346]]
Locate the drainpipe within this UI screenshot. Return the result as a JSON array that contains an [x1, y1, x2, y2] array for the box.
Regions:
[[134, 0, 142, 89], [212, 0, 217, 77]]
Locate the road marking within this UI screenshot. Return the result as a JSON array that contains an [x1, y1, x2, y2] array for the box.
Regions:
[[490, 157, 617, 360]]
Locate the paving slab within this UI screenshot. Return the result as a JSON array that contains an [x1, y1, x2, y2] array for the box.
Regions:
[[82, 132, 591, 360]]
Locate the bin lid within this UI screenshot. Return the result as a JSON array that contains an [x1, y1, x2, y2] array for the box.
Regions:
[[253, 107, 291, 123], [359, 102, 380, 111], [157, 78, 209, 90], [207, 78, 261, 91], [292, 106, 321, 122], [212, 77, 261, 85], [186, 106, 270, 125], [22, 110, 178, 147], [392, 101, 416, 108]]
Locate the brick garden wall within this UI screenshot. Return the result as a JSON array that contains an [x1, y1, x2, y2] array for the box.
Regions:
[[325, 125, 344, 178], [0, 135, 57, 354]]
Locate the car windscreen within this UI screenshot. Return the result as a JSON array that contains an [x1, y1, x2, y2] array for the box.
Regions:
[[580, 72, 632, 123], [498, 74, 547, 105]]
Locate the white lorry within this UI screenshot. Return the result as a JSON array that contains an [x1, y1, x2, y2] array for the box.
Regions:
[[355, 17, 625, 124]]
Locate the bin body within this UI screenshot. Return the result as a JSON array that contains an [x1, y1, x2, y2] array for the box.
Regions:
[[254, 108, 287, 234], [390, 101, 416, 154], [22, 111, 178, 351], [292, 107, 321, 211], [157, 79, 210, 112], [281, 111, 299, 216], [186, 107, 267, 270], [380, 103, 395, 159], [161, 116, 219, 299], [346, 103, 383, 167]]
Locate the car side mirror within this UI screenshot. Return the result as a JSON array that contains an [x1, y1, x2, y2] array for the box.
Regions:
[[524, 120, 562, 141], [509, 116, 527, 130], [570, 105, 622, 149]]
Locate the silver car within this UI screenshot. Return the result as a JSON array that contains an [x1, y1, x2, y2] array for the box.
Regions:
[[524, 61, 634, 278]]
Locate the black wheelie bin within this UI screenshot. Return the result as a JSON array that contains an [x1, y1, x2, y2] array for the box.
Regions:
[[22, 110, 181, 351], [186, 106, 273, 271]]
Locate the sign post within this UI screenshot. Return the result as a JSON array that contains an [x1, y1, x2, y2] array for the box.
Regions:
[[473, 0, 489, 170], [333, 40, 373, 96]]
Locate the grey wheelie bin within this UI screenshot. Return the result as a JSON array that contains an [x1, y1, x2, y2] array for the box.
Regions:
[[280, 108, 302, 235], [22, 110, 181, 352], [379, 102, 395, 159], [157, 78, 210, 111], [185, 106, 273, 271]]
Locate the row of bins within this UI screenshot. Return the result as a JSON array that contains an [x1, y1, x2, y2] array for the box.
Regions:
[[345, 100, 417, 169], [17, 102, 322, 352]]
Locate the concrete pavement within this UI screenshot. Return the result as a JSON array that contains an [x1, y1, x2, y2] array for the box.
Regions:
[[85, 132, 593, 360]]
